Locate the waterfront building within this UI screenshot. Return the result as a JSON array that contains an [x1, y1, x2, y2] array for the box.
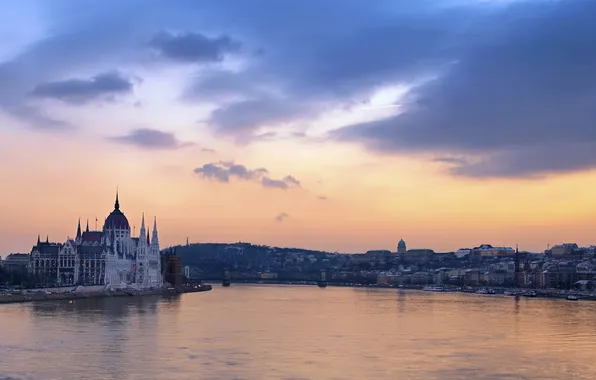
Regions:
[[161, 248, 182, 287], [2, 253, 30, 274], [29, 192, 162, 289]]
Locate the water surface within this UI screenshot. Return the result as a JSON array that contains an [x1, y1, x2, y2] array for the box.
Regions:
[[1, 285, 595, 379]]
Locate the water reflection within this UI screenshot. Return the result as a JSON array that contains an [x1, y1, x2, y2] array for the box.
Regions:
[[29, 295, 168, 320], [1, 286, 596, 379]]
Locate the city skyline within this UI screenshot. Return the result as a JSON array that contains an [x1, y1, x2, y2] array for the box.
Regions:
[[2, 0, 596, 254]]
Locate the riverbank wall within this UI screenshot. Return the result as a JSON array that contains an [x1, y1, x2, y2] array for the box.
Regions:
[[0, 284, 212, 305]]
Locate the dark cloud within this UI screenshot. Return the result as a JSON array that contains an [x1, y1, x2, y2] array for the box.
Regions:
[[207, 97, 313, 138], [331, 0, 596, 178], [193, 161, 301, 189], [109, 128, 192, 150], [178, 0, 596, 178], [275, 212, 289, 222], [30, 71, 134, 104], [261, 175, 301, 190], [5, 0, 595, 180], [0, 1, 150, 130], [149, 30, 240, 63], [433, 157, 468, 165], [184, 0, 472, 137]]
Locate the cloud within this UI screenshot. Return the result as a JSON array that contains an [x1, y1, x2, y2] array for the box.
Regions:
[[4, 0, 594, 180], [330, 0, 596, 178], [261, 175, 301, 190], [275, 213, 289, 222], [193, 161, 301, 189], [0, 1, 151, 130], [30, 71, 134, 104], [201, 147, 216, 153], [184, 0, 472, 137], [317, 195, 328, 201], [433, 157, 468, 165], [109, 128, 192, 150], [149, 30, 240, 63]]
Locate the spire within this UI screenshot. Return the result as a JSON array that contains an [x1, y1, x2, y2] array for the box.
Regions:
[[139, 213, 147, 240], [46, 235, 49, 243], [37, 234, 41, 245], [152, 216, 159, 245], [76, 219, 81, 239], [86, 219, 89, 232], [147, 229, 150, 245], [115, 188, 120, 210]]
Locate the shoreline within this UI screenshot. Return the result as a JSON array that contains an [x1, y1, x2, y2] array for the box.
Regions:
[[0, 284, 212, 305], [213, 280, 595, 301]]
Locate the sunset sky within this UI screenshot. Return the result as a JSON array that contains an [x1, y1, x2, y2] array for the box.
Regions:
[[1, 0, 596, 255]]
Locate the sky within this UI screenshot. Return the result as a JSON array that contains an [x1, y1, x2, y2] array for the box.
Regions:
[[1, 0, 596, 255]]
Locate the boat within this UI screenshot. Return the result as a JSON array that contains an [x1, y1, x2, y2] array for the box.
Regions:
[[423, 286, 446, 292], [523, 291, 537, 297], [567, 295, 579, 301], [222, 269, 231, 287]]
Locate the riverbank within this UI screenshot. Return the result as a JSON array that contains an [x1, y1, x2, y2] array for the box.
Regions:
[[215, 280, 596, 301], [0, 284, 212, 305]]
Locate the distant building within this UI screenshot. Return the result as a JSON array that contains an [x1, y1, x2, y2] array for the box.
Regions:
[[366, 250, 392, 255], [455, 248, 472, 258], [402, 249, 434, 263], [397, 239, 407, 254], [3, 253, 30, 274], [474, 244, 515, 257], [161, 249, 183, 287], [551, 243, 579, 258]]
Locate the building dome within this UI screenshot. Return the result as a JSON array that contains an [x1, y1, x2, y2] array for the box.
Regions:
[[397, 238, 407, 254], [104, 192, 130, 230]]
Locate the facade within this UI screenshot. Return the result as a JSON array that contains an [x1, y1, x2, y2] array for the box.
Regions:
[[161, 248, 182, 287], [3, 253, 30, 274], [29, 192, 163, 289], [474, 244, 515, 257], [402, 249, 434, 263], [551, 243, 579, 258]]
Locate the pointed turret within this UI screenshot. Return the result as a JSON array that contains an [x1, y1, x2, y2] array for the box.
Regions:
[[147, 230, 151, 245], [139, 213, 146, 239], [37, 234, 41, 245], [115, 188, 120, 210], [46, 235, 49, 243], [152, 216, 159, 246], [76, 219, 82, 240], [86, 219, 89, 232]]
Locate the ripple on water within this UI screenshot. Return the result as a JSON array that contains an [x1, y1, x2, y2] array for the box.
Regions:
[[1, 287, 596, 379]]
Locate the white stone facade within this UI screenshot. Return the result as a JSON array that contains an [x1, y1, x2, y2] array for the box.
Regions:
[[30, 192, 163, 289]]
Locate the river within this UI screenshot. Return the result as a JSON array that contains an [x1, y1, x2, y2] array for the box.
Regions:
[[1, 285, 595, 379]]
